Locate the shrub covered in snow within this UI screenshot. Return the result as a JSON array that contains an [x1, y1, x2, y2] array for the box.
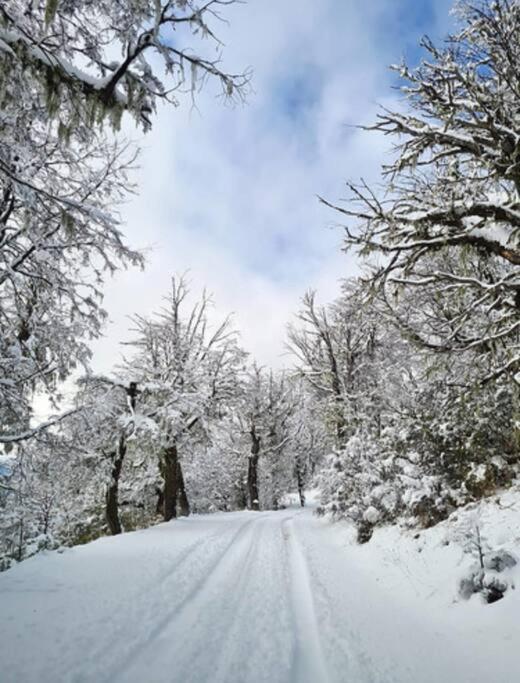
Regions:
[[455, 515, 518, 603], [317, 372, 519, 541]]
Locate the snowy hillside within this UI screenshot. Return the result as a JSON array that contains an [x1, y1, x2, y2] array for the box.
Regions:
[[1, 494, 519, 683]]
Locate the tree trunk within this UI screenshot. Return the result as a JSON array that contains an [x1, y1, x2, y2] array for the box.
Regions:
[[296, 464, 306, 507], [106, 432, 126, 535], [247, 455, 260, 510], [155, 486, 164, 516], [176, 459, 191, 517], [162, 442, 178, 522], [247, 426, 261, 511], [324, 332, 347, 446]]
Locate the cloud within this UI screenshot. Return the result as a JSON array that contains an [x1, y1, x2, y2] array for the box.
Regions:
[[90, 0, 457, 372]]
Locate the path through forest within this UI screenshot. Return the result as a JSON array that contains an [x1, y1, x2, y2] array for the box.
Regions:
[[0, 503, 511, 683]]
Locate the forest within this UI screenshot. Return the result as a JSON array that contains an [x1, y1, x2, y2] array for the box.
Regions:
[[0, 0, 518, 591]]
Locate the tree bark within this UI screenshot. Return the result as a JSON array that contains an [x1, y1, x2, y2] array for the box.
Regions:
[[155, 486, 164, 516], [236, 477, 248, 510], [162, 442, 178, 522], [322, 329, 347, 446], [247, 426, 261, 511], [176, 459, 191, 517], [106, 432, 127, 535], [296, 464, 306, 507]]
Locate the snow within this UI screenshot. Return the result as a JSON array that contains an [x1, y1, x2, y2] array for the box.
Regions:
[[363, 505, 380, 524], [1, 494, 520, 683], [0, 454, 14, 479], [0, 37, 15, 56], [469, 221, 516, 248], [0, 28, 128, 105]]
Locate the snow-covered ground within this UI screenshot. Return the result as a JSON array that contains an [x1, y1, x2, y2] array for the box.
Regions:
[[1, 493, 519, 683]]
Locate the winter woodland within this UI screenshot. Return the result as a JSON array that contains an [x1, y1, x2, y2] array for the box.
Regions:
[[0, 0, 519, 619]]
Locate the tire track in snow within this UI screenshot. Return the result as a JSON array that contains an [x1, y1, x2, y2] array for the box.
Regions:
[[207, 515, 293, 683], [171, 516, 272, 683], [283, 515, 331, 683], [133, 523, 230, 598], [292, 515, 395, 683], [86, 525, 228, 671], [112, 514, 267, 682]]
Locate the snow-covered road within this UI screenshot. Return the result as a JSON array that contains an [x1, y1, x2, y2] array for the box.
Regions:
[[0, 505, 516, 683]]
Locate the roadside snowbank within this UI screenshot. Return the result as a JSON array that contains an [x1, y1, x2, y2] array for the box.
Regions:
[[317, 485, 520, 680]]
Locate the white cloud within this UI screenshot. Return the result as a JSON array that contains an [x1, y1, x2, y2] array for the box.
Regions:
[[90, 0, 456, 372]]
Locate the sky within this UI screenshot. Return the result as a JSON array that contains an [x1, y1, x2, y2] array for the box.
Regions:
[[90, 0, 457, 372]]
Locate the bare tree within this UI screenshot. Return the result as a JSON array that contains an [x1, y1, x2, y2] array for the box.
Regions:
[[72, 377, 140, 535], [0, 1, 248, 444], [288, 283, 379, 446], [1, 1, 250, 132], [124, 275, 245, 521], [240, 367, 295, 511], [322, 0, 520, 383]]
